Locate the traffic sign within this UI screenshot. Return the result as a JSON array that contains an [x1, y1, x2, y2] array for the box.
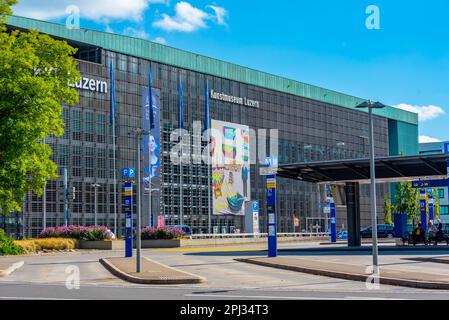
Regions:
[[412, 179, 447, 188], [264, 156, 278, 168], [122, 167, 135, 178]]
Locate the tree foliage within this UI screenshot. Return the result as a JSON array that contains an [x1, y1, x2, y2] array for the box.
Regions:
[[0, 0, 17, 21], [392, 182, 420, 221], [383, 194, 393, 225], [0, 4, 80, 213]]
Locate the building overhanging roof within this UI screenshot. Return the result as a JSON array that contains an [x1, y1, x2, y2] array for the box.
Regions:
[[278, 154, 449, 184]]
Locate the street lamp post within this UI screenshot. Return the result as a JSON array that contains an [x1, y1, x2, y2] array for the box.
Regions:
[[356, 100, 386, 273], [135, 128, 150, 273], [91, 183, 101, 226]]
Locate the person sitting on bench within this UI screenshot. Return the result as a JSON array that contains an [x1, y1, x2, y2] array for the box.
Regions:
[[412, 223, 426, 245]]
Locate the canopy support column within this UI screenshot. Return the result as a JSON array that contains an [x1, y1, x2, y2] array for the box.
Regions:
[[345, 182, 361, 247]]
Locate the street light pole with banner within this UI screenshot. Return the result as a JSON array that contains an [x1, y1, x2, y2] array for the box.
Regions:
[[141, 78, 160, 228]]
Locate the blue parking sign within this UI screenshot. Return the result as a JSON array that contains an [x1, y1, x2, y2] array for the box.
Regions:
[[122, 168, 129, 177], [122, 168, 135, 178]]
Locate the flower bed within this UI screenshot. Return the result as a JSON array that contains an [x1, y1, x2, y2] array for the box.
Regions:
[[141, 227, 184, 240], [39, 225, 112, 241]]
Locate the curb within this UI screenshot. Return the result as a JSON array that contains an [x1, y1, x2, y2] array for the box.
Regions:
[[236, 258, 449, 290], [99, 258, 206, 285], [0, 261, 25, 278]]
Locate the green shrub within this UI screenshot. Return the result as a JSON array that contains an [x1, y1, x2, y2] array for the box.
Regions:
[[0, 229, 24, 256]]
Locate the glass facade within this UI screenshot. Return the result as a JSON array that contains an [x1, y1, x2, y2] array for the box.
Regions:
[[22, 45, 393, 238]]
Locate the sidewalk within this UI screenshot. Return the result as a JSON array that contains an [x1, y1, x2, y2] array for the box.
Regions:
[[100, 257, 206, 285], [237, 256, 449, 290]]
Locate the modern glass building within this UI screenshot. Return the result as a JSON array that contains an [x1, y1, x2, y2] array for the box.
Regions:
[[5, 16, 419, 238]]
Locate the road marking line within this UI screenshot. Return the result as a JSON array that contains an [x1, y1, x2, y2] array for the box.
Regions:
[[0, 296, 82, 300], [185, 294, 399, 300]]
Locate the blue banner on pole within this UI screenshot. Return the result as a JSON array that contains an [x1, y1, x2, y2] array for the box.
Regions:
[[178, 78, 184, 130], [148, 69, 155, 130], [141, 87, 161, 185], [204, 79, 210, 132], [109, 62, 116, 125]]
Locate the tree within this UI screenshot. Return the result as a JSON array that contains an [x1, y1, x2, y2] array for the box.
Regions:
[[392, 182, 420, 222], [0, 0, 17, 21], [383, 194, 393, 225], [0, 3, 80, 213]]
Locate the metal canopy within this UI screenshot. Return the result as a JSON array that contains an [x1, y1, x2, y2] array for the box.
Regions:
[[278, 154, 449, 184]]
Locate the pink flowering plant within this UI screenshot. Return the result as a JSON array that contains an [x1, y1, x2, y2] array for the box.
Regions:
[[39, 225, 111, 241], [141, 227, 184, 240]]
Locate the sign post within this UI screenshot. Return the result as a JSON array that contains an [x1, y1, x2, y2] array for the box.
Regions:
[[325, 184, 337, 243], [122, 168, 135, 258], [445, 143, 449, 218], [419, 189, 427, 231], [267, 175, 277, 258], [262, 157, 278, 258], [428, 189, 434, 222], [252, 201, 260, 236]]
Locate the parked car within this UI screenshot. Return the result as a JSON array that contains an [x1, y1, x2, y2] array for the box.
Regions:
[[172, 225, 192, 236], [338, 230, 348, 240], [360, 224, 394, 238]]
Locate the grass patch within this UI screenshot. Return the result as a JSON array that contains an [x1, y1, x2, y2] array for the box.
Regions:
[[15, 238, 78, 253]]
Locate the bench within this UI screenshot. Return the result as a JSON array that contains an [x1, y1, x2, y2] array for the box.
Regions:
[[401, 233, 428, 246], [428, 233, 449, 246]]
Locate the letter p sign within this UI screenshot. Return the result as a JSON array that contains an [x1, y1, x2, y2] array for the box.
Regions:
[[365, 5, 380, 30]]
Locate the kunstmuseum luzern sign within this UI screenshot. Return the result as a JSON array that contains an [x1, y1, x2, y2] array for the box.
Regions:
[[69, 76, 108, 93], [210, 90, 260, 108]]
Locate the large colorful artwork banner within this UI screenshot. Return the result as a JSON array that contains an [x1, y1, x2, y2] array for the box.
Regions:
[[211, 120, 251, 216]]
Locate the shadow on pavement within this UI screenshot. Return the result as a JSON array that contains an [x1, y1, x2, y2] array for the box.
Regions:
[[184, 247, 449, 257]]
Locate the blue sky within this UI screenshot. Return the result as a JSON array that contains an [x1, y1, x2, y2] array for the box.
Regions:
[[12, 0, 449, 142]]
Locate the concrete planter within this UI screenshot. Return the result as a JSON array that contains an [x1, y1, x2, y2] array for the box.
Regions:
[[139, 239, 181, 248], [78, 240, 125, 250]]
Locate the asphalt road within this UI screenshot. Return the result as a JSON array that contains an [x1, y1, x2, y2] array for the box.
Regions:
[[1, 245, 449, 300]]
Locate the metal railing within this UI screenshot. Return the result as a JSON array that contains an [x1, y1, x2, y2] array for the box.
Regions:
[[186, 232, 330, 240]]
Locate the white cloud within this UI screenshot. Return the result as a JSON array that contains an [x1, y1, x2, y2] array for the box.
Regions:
[[153, 1, 228, 32], [207, 5, 228, 26], [419, 136, 442, 143], [153, 1, 208, 32], [393, 103, 446, 122], [123, 27, 149, 39], [13, 0, 167, 22], [153, 37, 167, 44]]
